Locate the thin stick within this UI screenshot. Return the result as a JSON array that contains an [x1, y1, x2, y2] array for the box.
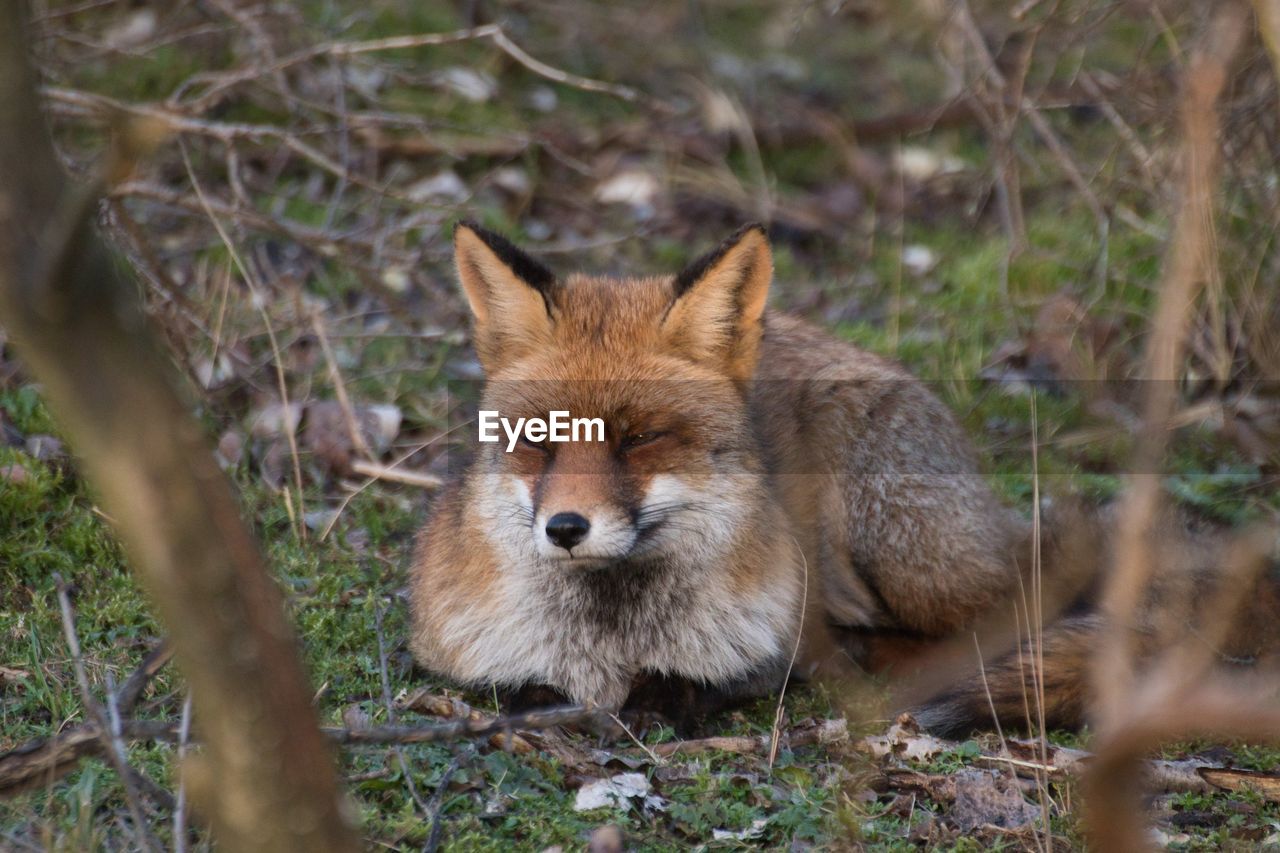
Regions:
[[167, 24, 661, 115], [768, 537, 809, 770], [373, 605, 431, 817], [348, 459, 443, 489], [608, 714, 662, 767], [422, 751, 465, 853], [1029, 392, 1051, 850], [1092, 1, 1247, 733], [325, 706, 601, 745], [174, 693, 194, 853], [179, 141, 308, 542], [54, 576, 159, 853]]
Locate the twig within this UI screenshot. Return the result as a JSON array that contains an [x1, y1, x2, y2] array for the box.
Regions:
[[654, 718, 848, 758], [116, 642, 173, 714], [164, 24, 663, 116], [54, 576, 160, 853], [423, 751, 466, 853], [861, 713, 1273, 797], [373, 605, 432, 819], [349, 459, 444, 489], [608, 714, 662, 767], [178, 140, 308, 542], [769, 537, 809, 770], [326, 705, 602, 745], [1029, 392, 1052, 851], [1092, 0, 1248, 734], [0, 7, 359, 843], [1, 705, 602, 796], [174, 693, 194, 853], [109, 179, 417, 266]]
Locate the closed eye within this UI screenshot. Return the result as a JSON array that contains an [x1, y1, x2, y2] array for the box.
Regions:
[[620, 431, 666, 451], [519, 435, 549, 452]]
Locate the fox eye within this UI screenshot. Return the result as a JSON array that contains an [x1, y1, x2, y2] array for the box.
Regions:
[[620, 431, 665, 451], [520, 435, 549, 452]]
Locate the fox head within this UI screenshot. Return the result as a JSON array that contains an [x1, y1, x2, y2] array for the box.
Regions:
[[453, 221, 774, 569]]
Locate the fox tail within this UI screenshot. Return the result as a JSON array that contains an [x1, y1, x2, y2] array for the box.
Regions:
[[910, 613, 1103, 737]]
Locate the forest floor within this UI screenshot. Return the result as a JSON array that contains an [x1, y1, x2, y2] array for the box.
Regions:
[[3, 0, 1280, 849]]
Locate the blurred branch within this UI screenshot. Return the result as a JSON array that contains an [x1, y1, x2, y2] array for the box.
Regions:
[[1085, 686, 1280, 851], [1254, 0, 1280, 88], [0, 4, 358, 850], [1085, 4, 1263, 851], [1092, 0, 1248, 733]]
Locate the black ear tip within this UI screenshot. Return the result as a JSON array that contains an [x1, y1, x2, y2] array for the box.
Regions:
[[454, 218, 482, 238], [452, 219, 556, 292], [673, 223, 771, 296], [729, 222, 768, 244]]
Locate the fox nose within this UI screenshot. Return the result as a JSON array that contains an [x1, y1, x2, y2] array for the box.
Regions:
[[545, 512, 590, 550]]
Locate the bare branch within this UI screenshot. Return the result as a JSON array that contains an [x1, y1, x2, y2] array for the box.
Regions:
[[0, 6, 359, 850]]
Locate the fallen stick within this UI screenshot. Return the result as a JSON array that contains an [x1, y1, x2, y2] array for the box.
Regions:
[[349, 459, 443, 489], [654, 719, 848, 758], [0, 705, 601, 797], [326, 705, 599, 746]]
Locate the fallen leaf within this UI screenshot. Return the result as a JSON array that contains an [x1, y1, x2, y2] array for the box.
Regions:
[[712, 818, 768, 841], [0, 665, 30, 683], [948, 769, 1040, 831], [574, 773, 663, 812], [863, 714, 949, 762]]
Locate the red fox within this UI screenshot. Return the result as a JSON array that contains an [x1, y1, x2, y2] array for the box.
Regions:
[[409, 222, 1279, 734]]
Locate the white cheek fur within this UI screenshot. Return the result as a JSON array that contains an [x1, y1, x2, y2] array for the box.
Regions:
[[638, 473, 744, 559], [475, 471, 539, 565]]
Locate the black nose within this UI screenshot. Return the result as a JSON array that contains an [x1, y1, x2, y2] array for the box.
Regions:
[[545, 512, 590, 550]]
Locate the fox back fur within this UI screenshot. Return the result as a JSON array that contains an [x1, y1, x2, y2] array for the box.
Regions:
[[409, 222, 1279, 733]]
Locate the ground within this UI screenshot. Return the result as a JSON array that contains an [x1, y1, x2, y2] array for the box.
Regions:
[[2, 0, 1280, 850]]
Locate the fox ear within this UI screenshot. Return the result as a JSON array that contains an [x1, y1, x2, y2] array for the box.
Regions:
[[454, 221, 556, 370], [663, 224, 772, 381]]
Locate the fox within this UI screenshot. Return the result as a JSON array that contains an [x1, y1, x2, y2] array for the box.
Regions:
[[408, 221, 1280, 734]]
